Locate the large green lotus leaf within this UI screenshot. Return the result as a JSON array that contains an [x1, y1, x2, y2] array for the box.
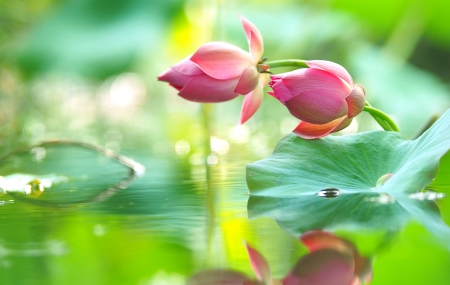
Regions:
[[0, 141, 143, 206], [247, 109, 450, 246]]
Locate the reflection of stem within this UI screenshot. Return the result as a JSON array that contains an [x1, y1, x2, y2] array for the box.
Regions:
[[363, 102, 400, 132], [201, 103, 215, 259], [373, 230, 399, 254]]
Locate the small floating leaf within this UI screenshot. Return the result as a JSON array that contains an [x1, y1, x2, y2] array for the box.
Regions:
[[247, 109, 450, 247], [0, 141, 144, 206]]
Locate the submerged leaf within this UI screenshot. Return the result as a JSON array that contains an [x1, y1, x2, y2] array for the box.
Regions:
[[247, 109, 450, 247]]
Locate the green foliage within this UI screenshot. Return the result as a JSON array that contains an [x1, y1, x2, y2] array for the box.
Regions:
[[351, 47, 450, 138], [332, 0, 450, 47], [15, 0, 183, 78]]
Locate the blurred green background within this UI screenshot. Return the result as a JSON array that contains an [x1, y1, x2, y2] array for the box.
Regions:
[[0, 0, 450, 284], [2, 0, 450, 149]]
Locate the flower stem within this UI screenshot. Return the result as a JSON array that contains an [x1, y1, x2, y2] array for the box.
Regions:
[[262, 59, 309, 69], [364, 102, 392, 131], [363, 103, 400, 132]]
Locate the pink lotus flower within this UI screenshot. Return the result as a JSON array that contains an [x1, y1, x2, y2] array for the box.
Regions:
[[158, 15, 268, 124], [268, 60, 366, 139], [282, 231, 373, 285]]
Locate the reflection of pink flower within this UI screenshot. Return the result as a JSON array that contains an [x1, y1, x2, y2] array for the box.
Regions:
[[188, 231, 372, 285], [187, 242, 272, 285], [282, 231, 372, 285], [186, 269, 260, 285], [268, 61, 365, 139], [158, 15, 268, 124]]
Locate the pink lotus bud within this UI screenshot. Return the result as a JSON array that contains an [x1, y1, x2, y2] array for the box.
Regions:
[[268, 60, 366, 139], [158, 15, 266, 124]]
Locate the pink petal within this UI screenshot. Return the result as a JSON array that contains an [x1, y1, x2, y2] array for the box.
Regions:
[[157, 67, 193, 90], [300, 231, 356, 255], [179, 75, 240, 103], [283, 249, 355, 285], [281, 68, 352, 99], [269, 74, 283, 81], [191, 42, 253, 80], [354, 255, 373, 284], [239, 87, 262, 125], [245, 242, 271, 284], [346, 84, 366, 118], [187, 269, 254, 285], [239, 74, 269, 124], [268, 74, 292, 104], [292, 117, 347, 139], [349, 277, 362, 285], [333, 117, 353, 132], [306, 60, 353, 87], [239, 15, 264, 62], [285, 89, 348, 124], [171, 57, 204, 75], [282, 273, 304, 285], [261, 73, 270, 86], [234, 66, 259, 95]]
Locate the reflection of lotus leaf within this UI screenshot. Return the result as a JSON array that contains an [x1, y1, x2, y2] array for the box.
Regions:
[[0, 141, 144, 205], [247, 110, 450, 248]]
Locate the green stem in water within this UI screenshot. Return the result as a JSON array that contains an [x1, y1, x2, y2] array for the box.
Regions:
[[201, 103, 216, 260], [363, 105, 400, 132], [262, 59, 309, 69]]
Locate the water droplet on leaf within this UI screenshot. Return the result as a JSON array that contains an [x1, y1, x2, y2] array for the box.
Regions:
[[376, 173, 393, 188], [366, 193, 396, 204], [30, 147, 46, 162], [317, 188, 341, 198], [409, 191, 445, 201]]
